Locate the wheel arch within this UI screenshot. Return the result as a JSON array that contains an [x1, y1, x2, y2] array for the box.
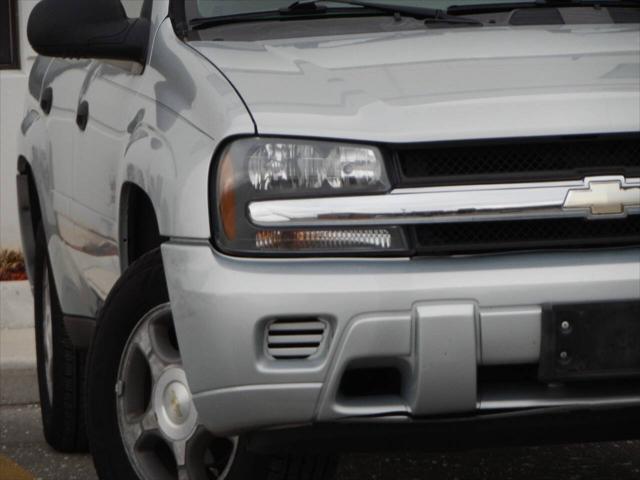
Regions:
[[118, 181, 165, 272], [17, 156, 44, 283]]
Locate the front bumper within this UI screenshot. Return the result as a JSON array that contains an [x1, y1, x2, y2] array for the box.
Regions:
[[161, 243, 640, 436]]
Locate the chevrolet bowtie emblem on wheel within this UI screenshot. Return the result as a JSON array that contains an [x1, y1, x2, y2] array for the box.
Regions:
[[564, 179, 640, 216]]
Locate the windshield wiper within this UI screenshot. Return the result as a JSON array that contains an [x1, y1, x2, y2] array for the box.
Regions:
[[191, 0, 482, 30], [190, 5, 371, 29], [448, 0, 639, 15], [284, 0, 483, 24]]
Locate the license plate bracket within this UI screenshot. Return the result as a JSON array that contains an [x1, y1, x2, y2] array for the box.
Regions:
[[539, 301, 640, 382]]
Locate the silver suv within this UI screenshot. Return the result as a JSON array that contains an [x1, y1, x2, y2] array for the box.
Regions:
[[17, 1, 640, 479]]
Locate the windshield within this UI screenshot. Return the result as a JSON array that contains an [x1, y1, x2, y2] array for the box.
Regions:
[[186, 0, 517, 19], [183, 0, 640, 35]]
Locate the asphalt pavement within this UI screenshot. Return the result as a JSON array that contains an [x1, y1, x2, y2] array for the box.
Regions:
[[1, 402, 640, 480], [0, 404, 96, 480]]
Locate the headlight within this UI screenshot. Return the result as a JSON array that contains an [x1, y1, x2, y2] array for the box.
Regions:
[[214, 137, 408, 255], [247, 142, 384, 192]]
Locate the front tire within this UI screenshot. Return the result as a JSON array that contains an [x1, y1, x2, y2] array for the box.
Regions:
[[87, 249, 337, 480], [34, 224, 88, 452]]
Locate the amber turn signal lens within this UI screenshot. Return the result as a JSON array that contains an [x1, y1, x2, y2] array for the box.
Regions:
[[218, 151, 237, 240]]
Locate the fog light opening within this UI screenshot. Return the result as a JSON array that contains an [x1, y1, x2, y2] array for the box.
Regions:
[[339, 366, 403, 399]]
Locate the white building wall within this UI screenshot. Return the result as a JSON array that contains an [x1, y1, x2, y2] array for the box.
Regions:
[[0, 1, 37, 249]]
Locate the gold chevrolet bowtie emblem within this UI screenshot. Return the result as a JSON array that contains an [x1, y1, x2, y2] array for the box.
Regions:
[[169, 388, 184, 420], [564, 180, 640, 215]]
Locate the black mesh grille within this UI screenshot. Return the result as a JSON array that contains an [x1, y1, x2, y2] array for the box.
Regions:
[[396, 135, 640, 187], [413, 216, 640, 255]]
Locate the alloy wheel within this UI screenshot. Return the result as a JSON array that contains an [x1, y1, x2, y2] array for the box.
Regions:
[[116, 304, 237, 480]]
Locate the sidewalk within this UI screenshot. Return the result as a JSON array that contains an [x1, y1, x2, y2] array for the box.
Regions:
[[0, 281, 37, 406]]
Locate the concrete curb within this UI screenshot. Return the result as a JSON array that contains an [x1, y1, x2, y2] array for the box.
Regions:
[[0, 329, 38, 406], [0, 365, 38, 406], [1, 281, 38, 406], [0, 281, 34, 329]]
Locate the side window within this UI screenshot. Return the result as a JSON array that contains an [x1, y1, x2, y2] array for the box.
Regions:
[[0, 0, 20, 70], [122, 0, 146, 18]]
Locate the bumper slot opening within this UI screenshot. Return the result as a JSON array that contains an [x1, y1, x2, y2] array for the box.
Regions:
[[479, 364, 540, 385], [478, 364, 640, 410], [339, 366, 403, 399]]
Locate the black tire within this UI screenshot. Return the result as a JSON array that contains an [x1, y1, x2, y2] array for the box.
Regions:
[[87, 248, 337, 480], [34, 224, 88, 452]]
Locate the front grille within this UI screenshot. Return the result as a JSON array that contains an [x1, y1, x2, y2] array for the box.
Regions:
[[413, 216, 640, 255], [266, 318, 328, 360], [396, 135, 640, 187], [393, 134, 640, 255]]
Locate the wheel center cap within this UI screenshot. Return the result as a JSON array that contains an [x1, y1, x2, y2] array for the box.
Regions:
[[153, 368, 198, 441], [163, 381, 191, 425]]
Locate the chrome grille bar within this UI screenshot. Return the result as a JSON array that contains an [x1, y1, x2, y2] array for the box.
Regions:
[[249, 176, 640, 228]]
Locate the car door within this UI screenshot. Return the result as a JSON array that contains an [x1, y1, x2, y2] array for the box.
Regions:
[[40, 58, 99, 316], [69, 0, 147, 305]]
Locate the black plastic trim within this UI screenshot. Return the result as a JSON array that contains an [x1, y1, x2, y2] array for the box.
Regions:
[[76, 101, 89, 131], [40, 87, 53, 115], [539, 300, 640, 382], [141, 0, 153, 20], [510, 8, 563, 25], [27, 0, 151, 64], [16, 171, 37, 283], [169, 0, 189, 38], [245, 405, 640, 455]]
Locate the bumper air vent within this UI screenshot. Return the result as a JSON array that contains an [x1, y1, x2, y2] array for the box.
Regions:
[[266, 318, 329, 360]]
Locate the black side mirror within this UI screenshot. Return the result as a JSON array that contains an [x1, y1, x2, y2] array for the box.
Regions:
[[27, 0, 150, 64]]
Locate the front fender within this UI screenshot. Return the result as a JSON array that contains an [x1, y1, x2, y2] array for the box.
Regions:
[[117, 19, 255, 242]]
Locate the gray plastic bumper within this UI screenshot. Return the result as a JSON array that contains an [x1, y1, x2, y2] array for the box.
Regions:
[[161, 243, 640, 436]]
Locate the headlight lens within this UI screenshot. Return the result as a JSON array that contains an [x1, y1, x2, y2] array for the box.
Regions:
[[214, 137, 408, 255], [247, 142, 384, 192]]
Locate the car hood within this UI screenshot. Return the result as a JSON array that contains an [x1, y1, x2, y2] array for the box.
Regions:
[[191, 24, 640, 143]]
